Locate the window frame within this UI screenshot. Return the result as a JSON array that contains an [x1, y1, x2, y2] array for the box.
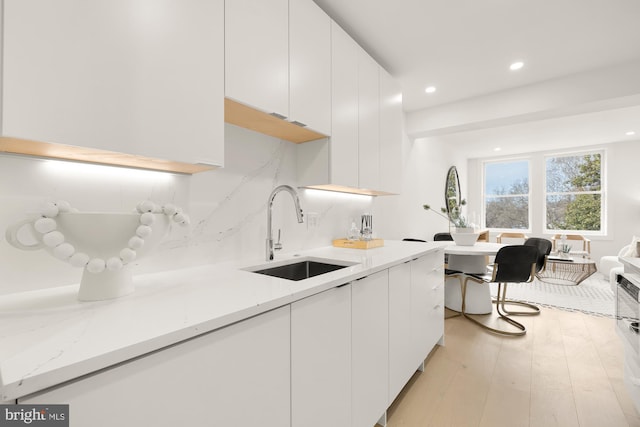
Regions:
[[543, 149, 606, 236], [481, 157, 532, 233]]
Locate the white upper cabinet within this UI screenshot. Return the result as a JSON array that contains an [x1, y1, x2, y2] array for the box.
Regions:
[[225, 0, 331, 135], [289, 0, 331, 135], [330, 22, 360, 188], [225, 0, 289, 118], [358, 51, 381, 191], [298, 20, 403, 195], [2, 0, 224, 167], [379, 67, 404, 194]]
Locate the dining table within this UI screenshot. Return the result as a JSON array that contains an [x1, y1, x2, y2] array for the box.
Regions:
[[444, 242, 506, 314]]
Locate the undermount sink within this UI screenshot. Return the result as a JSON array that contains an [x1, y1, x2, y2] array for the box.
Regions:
[[245, 258, 357, 281]]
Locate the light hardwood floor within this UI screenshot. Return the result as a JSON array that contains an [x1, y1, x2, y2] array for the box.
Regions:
[[385, 307, 640, 427]]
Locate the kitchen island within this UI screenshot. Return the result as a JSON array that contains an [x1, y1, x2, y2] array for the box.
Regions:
[[0, 241, 446, 427]]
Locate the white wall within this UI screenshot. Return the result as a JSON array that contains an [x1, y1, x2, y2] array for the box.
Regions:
[[0, 121, 472, 297], [3, 117, 629, 296], [0, 125, 373, 295], [373, 133, 468, 242], [465, 139, 640, 262]]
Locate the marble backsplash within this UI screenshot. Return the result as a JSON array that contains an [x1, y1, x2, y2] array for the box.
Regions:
[[0, 125, 375, 295]]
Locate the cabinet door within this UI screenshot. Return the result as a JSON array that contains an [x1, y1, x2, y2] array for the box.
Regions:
[[291, 285, 351, 427], [289, 0, 331, 135], [357, 50, 380, 191], [330, 22, 360, 188], [388, 261, 415, 404], [3, 0, 224, 166], [225, 0, 289, 118], [20, 307, 291, 427], [352, 270, 389, 427], [379, 67, 403, 194], [425, 250, 446, 349], [411, 252, 445, 364]]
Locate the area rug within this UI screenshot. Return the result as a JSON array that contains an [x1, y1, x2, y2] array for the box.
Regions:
[[489, 273, 615, 317]]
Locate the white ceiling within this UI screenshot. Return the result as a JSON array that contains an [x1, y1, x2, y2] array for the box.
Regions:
[[433, 104, 640, 159], [313, 0, 640, 156]]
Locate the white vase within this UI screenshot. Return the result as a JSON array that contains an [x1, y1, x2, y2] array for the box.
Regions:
[[6, 212, 171, 301], [452, 231, 480, 246]]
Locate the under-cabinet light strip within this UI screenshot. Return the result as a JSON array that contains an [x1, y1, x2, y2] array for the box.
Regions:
[[0, 136, 215, 175], [303, 184, 396, 197]]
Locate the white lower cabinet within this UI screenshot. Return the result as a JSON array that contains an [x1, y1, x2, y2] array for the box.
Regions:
[[352, 270, 389, 427], [291, 284, 351, 427], [413, 250, 445, 358], [19, 307, 291, 427], [389, 261, 416, 403], [389, 252, 445, 405], [16, 251, 445, 427]]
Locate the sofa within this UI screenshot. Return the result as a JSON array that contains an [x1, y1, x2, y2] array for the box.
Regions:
[[600, 237, 640, 290], [600, 245, 628, 290]]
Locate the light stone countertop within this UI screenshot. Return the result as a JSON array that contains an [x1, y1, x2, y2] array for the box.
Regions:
[[0, 240, 445, 401]]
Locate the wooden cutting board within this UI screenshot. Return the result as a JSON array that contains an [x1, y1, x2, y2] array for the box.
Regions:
[[332, 238, 384, 249]]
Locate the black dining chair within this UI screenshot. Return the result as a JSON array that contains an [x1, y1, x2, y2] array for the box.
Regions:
[[458, 245, 538, 336], [524, 237, 553, 274], [485, 237, 552, 317], [402, 238, 427, 242], [433, 232, 453, 241], [433, 232, 454, 266]]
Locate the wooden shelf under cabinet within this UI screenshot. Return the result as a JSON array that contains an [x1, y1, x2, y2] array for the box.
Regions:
[[224, 98, 327, 143], [0, 136, 215, 174]]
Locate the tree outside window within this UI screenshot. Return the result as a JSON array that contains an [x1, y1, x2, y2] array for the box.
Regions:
[[484, 160, 530, 229], [545, 152, 602, 232]]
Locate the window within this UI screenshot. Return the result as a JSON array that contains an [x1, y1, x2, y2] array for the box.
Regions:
[[545, 151, 603, 233], [483, 159, 530, 230]]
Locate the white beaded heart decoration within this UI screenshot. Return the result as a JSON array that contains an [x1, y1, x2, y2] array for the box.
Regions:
[[32, 201, 189, 274]]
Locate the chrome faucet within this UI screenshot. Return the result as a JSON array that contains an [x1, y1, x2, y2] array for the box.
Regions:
[[266, 185, 304, 261]]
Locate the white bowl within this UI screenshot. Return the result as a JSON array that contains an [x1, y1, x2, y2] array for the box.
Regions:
[[452, 232, 479, 246]]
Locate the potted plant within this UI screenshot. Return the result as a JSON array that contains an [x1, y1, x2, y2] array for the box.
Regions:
[[451, 214, 474, 233], [423, 201, 472, 233]]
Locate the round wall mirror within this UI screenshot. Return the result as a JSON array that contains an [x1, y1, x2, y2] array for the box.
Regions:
[[444, 166, 461, 219]]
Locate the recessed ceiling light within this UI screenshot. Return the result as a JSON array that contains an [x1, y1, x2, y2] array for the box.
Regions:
[[626, 131, 636, 136], [509, 61, 524, 71], [425, 86, 436, 94], [493, 147, 502, 152]]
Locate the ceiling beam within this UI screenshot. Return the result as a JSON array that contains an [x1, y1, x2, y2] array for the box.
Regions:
[[405, 60, 640, 139]]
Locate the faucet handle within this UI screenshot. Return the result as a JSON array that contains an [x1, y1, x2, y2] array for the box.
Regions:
[[274, 229, 283, 251]]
